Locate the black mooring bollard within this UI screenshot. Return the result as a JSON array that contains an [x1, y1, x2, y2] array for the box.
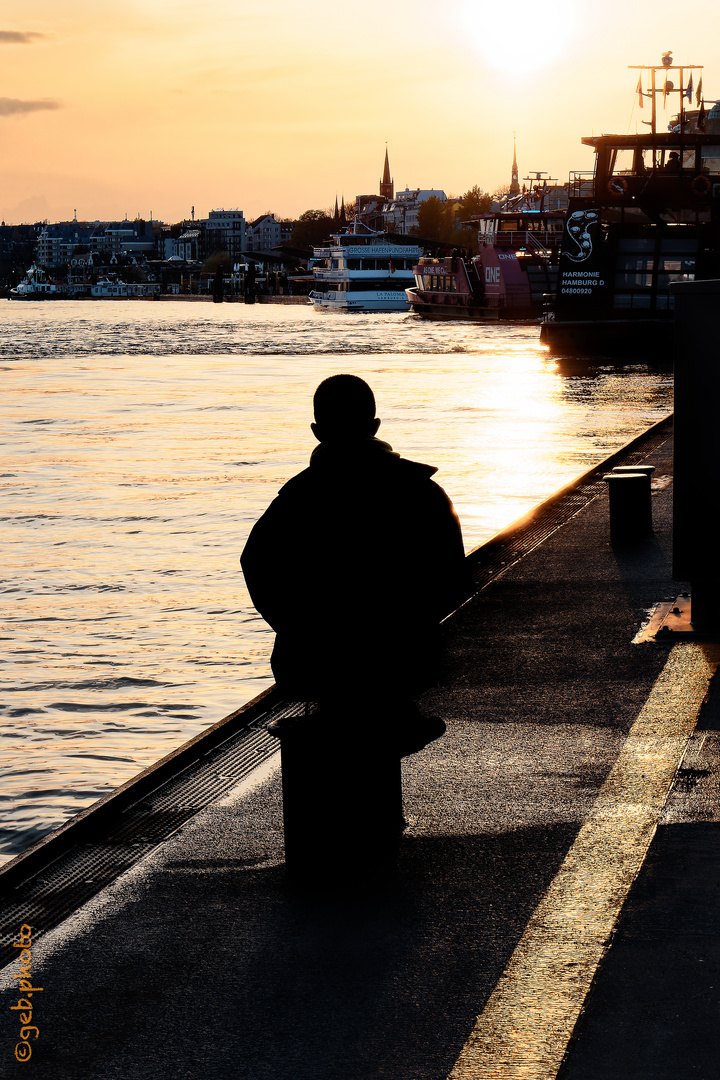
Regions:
[[603, 471, 653, 543], [610, 465, 656, 478], [277, 712, 402, 885]]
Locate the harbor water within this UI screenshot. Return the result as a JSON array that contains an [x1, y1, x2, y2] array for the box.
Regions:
[[1, 301, 673, 861]]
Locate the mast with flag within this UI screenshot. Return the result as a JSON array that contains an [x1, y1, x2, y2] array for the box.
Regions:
[[628, 54, 703, 135]]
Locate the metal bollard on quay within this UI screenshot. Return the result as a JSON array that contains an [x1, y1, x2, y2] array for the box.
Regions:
[[603, 465, 655, 544], [274, 711, 403, 886]]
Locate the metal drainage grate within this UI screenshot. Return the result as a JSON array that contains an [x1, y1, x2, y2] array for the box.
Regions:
[[0, 707, 298, 969]]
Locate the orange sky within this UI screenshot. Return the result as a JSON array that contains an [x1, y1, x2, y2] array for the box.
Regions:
[[2, 1, 719, 224]]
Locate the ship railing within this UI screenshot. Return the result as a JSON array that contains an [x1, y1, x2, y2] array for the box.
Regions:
[[312, 269, 349, 280], [494, 229, 561, 251], [569, 172, 595, 197], [523, 231, 552, 257]]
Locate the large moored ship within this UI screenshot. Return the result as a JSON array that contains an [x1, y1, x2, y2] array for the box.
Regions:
[[541, 53, 718, 356], [309, 223, 422, 312]]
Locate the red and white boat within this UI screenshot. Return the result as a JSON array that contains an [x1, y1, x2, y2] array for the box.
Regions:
[[406, 186, 566, 320]]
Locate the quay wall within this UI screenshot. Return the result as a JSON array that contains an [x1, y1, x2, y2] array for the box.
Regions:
[[152, 294, 309, 304]]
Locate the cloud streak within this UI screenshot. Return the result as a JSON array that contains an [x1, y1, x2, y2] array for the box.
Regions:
[[0, 98, 61, 117], [0, 31, 47, 44]]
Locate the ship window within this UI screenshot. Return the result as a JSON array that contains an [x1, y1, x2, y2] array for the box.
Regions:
[[616, 255, 653, 288], [617, 255, 654, 270], [616, 272, 653, 289], [617, 238, 654, 252], [500, 219, 518, 230], [655, 293, 675, 309], [613, 292, 652, 308], [657, 257, 695, 288], [701, 145, 720, 172], [611, 148, 634, 175], [347, 259, 360, 269], [660, 239, 698, 252]]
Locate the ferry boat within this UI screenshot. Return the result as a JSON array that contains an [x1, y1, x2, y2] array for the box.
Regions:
[[309, 223, 422, 312], [406, 188, 565, 320], [10, 265, 68, 300], [541, 54, 716, 356]]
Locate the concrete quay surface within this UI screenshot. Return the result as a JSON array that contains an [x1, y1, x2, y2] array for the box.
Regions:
[[2, 427, 719, 1079]]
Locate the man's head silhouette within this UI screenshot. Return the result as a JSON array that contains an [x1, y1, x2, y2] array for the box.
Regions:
[[311, 374, 381, 443]]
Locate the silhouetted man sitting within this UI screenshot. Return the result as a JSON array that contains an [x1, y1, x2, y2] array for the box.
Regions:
[[241, 374, 466, 755]]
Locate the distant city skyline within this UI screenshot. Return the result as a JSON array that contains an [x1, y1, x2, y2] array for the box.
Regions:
[[0, 0, 718, 224]]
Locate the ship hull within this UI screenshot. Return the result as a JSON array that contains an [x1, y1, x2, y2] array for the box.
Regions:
[[540, 317, 673, 358], [407, 294, 501, 320], [310, 289, 411, 313]]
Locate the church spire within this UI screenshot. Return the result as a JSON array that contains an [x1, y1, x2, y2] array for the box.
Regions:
[[509, 133, 520, 195], [340, 195, 346, 227], [379, 144, 394, 200]]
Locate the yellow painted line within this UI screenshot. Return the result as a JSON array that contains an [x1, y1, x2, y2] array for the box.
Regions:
[[447, 642, 720, 1080]]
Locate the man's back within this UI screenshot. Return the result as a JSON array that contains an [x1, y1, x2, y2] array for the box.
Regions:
[[241, 376, 465, 702]]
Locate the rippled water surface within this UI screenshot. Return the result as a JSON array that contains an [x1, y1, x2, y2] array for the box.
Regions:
[[1, 300, 673, 859]]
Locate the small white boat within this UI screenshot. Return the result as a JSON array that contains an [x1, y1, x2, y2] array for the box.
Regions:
[[10, 266, 68, 300], [310, 223, 422, 312]]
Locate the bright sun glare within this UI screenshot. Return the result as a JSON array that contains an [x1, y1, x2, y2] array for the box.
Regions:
[[463, 0, 578, 74]]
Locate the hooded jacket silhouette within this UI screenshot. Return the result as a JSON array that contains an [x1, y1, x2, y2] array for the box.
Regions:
[[241, 434, 465, 702]]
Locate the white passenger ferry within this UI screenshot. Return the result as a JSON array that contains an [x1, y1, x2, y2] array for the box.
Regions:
[[310, 223, 422, 312]]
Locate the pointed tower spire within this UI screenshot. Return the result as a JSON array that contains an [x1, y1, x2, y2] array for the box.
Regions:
[[340, 195, 347, 227], [333, 195, 340, 224], [509, 133, 520, 194], [379, 143, 394, 200]]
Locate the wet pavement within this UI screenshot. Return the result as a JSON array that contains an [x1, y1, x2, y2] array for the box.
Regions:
[[2, 429, 718, 1079]]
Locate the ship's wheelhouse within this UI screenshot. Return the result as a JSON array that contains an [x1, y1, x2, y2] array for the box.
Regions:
[[477, 212, 565, 252]]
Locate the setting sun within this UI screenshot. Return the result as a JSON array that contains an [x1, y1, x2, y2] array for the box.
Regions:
[[462, 0, 580, 74]]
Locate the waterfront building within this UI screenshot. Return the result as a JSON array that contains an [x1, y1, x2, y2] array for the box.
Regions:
[[204, 209, 246, 258], [244, 213, 293, 252], [175, 228, 202, 261], [36, 223, 94, 267], [0, 223, 41, 289], [381, 187, 447, 235]]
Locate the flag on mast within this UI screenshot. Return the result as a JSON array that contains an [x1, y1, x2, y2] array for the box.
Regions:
[[696, 75, 703, 106], [636, 75, 644, 108], [685, 74, 693, 103]]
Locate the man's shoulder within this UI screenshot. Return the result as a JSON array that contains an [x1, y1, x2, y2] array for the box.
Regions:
[[388, 456, 449, 499], [277, 466, 314, 498]]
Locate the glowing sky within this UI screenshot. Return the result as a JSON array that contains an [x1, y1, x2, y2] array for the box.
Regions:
[[2, 0, 718, 224]]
